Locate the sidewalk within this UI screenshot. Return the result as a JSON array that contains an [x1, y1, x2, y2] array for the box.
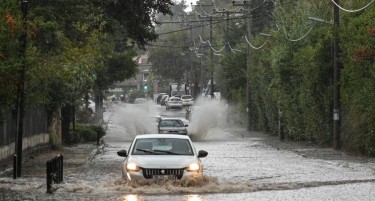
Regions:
[[0, 143, 100, 178], [0, 111, 112, 178], [223, 126, 374, 163]]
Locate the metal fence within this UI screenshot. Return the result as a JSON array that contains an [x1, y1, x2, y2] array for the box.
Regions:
[[0, 106, 48, 146]]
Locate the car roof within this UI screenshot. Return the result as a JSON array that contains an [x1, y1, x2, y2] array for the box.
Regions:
[[160, 117, 183, 121], [135, 134, 190, 139]]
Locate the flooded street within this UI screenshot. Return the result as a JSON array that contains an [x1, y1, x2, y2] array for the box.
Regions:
[[1, 101, 375, 200]]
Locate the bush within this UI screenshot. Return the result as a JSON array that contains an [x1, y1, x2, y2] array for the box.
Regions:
[[69, 124, 106, 143]]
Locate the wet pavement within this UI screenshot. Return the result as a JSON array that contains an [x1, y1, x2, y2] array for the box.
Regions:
[[0, 101, 375, 200]]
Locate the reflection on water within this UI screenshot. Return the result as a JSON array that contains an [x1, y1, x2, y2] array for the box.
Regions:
[[185, 194, 205, 201], [121, 194, 206, 201], [121, 194, 141, 201]]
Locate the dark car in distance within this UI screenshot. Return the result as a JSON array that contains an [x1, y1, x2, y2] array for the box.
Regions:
[[160, 95, 169, 106], [158, 118, 188, 135], [156, 93, 167, 104]]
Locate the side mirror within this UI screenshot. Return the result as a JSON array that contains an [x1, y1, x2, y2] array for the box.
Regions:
[[117, 150, 128, 157], [197, 150, 208, 158]]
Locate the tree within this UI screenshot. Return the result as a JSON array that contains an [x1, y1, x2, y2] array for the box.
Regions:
[[149, 31, 191, 82], [102, 0, 174, 49]]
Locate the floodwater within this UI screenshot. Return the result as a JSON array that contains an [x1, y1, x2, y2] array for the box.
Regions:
[[1, 99, 375, 200]]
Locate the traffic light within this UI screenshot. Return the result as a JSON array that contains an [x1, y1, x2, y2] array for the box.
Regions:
[[144, 85, 148, 90]]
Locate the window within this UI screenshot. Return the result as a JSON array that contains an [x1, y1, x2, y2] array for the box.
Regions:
[[143, 72, 149, 81]]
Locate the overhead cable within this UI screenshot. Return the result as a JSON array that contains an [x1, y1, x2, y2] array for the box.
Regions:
[[330, 0, 375, 13], [244, 36, 268, 49], [199, 34, 227, 53], [228, 43, 245, 53]]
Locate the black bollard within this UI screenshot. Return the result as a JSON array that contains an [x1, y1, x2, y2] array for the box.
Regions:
[[60, 155, 63, 182], [46, 159, 52, 193], [13, 154, 17, 179]]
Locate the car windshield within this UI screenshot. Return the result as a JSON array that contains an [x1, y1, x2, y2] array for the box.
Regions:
[[131, 138, 193, 155], [134, 98, 146, 104], [170, 98, 180, 102], [181, 96, 192, 99], [159, 120, 184, 127]]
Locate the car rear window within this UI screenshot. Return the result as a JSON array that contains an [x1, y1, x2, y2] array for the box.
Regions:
[[160, 120, 184, 127]]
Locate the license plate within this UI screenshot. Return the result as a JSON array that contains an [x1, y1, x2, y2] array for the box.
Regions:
[[152, 175, 175, 180]]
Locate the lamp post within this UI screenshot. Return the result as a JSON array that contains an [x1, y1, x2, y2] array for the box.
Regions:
[[332, 0, 342, 150], [308, 0, 342, 149], [233, 0, 253, 131]]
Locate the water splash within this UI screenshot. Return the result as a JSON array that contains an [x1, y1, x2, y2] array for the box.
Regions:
[[187, 99, 228, 141], [110, 102, 158, 137]]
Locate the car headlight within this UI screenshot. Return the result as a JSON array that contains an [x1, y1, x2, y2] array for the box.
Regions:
[[126, 163, 140, 172], [186, 163, 200, 172], [161, 130, 169, 134], [178, 130, 187, 134]]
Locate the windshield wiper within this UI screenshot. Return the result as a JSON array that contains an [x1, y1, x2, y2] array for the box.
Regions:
[[153, 149, 180, 155], [136, 149, 161, 155]]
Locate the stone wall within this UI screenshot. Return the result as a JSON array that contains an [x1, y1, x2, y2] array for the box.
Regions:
[[0, 133, 49, 161]]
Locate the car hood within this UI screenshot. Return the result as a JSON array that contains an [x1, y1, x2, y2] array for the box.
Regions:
[[127, 155, 198, 169]]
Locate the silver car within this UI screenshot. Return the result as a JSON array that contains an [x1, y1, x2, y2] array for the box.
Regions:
[[158, 118, 188, 135], [117, 134, 208, 180], [166, 97, 183, 110]]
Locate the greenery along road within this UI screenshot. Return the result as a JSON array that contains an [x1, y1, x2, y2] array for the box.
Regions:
[[149, 0, 375, 155], [1, 0, 375, 156]]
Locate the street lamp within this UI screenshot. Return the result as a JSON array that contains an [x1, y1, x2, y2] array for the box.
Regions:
[[308, 0, 342, 149], [308, 17, 332, 24]]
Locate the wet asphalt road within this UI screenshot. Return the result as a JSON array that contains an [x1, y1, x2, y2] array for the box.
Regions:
[[1, 101, 375, 200]]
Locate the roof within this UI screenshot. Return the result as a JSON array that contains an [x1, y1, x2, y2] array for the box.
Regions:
[[135, 134, 190, 139], [160, 117, 184, 121]]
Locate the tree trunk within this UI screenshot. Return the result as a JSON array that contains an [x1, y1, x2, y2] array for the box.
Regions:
[[49, 107, 62, 150], [61, 105, 73, 144]]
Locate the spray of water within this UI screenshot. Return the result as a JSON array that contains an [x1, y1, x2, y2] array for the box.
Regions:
[[187, 98, 228, 141], [110, 101, 158, 138]]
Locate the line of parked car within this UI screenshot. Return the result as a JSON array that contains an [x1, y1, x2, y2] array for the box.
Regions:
[[156, 93, 195, 111]]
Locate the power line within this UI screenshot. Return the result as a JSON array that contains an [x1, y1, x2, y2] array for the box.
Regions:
[[330, 0, 375, 13]]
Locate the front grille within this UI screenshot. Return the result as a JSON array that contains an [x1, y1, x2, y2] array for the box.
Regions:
[[142, 168, 184, 179]]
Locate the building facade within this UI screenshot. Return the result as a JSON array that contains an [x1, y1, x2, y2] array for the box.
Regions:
[[115, 54, 151, 94]]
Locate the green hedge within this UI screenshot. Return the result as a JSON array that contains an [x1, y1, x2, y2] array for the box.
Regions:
[[68, 124, 106, 144]]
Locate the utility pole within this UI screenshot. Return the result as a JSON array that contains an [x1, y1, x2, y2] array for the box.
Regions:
[[209, 16, 214, 99], [233, 0, 252, 131], [193, 1, 216, 99], [333, 0, 341, 149], [15, 0, 28, 177]]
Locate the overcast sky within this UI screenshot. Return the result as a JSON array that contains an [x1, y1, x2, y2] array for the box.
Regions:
[[177, 0, 198, 12]]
